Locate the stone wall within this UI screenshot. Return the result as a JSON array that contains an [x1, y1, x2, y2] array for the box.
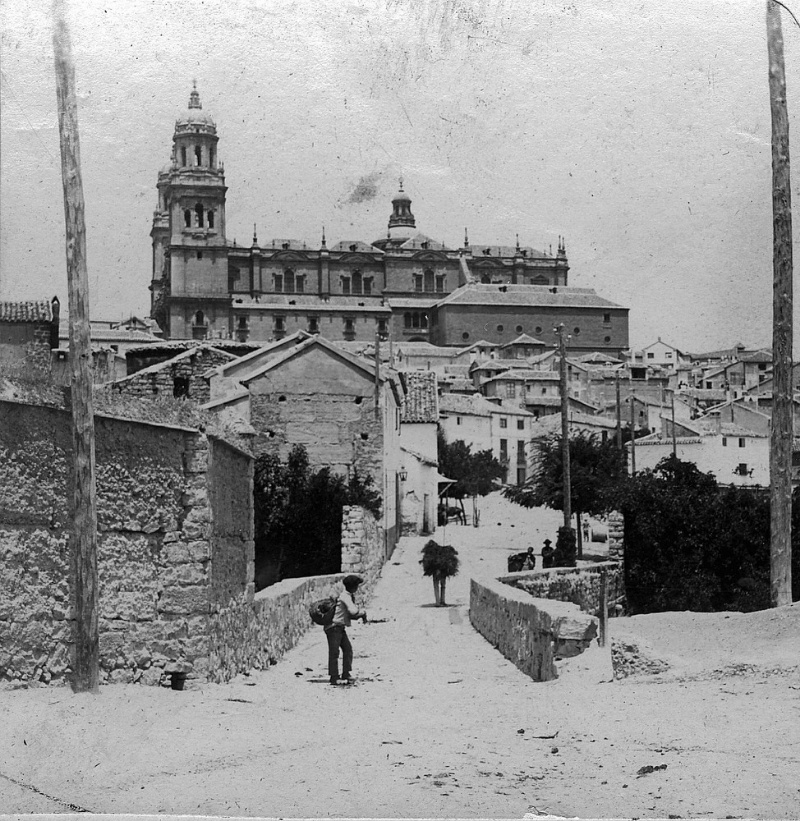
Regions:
[[469, 576, 598, 682], [341, 506, 384, 590], [607, 511, 624, 562], [0, 400, 253, 688], [112, 348, 233, 404], [501, 562, 626, 617], [207, 573, 345, 683]]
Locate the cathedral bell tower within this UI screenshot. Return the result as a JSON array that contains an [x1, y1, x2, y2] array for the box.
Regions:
[[387, 179, 416, 242], [150, 83, 229, 338]]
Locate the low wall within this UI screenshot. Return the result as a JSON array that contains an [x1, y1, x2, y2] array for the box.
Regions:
[[470, 576, 598, 682], [341, 506, 383, 591], [207, 573, 345, 683], [501, 562, 625, 617]]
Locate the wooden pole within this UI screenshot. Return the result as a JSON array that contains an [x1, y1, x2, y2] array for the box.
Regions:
[[671, 393, 677, 458], [374, 330, 381, 418], [52, 0, 99, 693], [615, 371, 622, 451], [629, 393, 636, 474], [557, 325, 572, 527], [598, 566, 608, 648], [767, 0, 794, 607]]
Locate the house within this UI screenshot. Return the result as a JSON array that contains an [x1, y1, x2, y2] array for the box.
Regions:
[[398, 370, 439, 535], [206, 334, 405, 550], [438, 392, 534, 484], [629, 421, 770, 486], [109, 342, 239, 404], [0, 297, 60, 373], [499, 333, 547, 360], [529, 411, 619, 443], [631, 338, 686, 370]]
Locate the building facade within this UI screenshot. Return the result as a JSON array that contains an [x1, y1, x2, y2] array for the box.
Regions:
[[150, 87, 628, 353]]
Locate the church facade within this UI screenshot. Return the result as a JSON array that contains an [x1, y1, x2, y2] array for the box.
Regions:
[[150, 87, 628, 354]]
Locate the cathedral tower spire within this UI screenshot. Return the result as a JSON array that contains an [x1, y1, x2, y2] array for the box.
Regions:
[[387, 178, 416, 241]]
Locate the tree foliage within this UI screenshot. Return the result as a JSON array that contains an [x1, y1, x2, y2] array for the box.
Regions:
[[419, 540, 460, 578], [504, 431, 627, 518], [253, 445, 382, 589], [611, 455, 800, 613], [437, 429, 505, 499]]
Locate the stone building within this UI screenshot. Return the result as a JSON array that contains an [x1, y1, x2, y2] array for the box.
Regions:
[[150, 86, 628, 353], [0, 297, 60, 372]]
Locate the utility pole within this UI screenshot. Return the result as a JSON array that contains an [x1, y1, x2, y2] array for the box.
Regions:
[[629, 393, 636, 474], [557, 325, 571, 526], [767, 0, 793, 607], [671, 393, 677, 458], [52, 0, 99, 692], [615, 370, 623, 451]]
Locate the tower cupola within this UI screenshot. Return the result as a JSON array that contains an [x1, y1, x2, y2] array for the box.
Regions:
[[387, 178, 416, 240], [173, 82, 219, 170]]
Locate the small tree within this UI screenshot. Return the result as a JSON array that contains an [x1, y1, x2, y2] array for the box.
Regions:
[[437, 429, 505, 525], [504, 431, 627, 558]]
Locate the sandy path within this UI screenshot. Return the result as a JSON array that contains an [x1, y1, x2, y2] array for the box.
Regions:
[[1, 495, 798, 818]]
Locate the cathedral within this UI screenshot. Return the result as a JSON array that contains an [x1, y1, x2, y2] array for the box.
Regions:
[[150, 86, 628, 354]]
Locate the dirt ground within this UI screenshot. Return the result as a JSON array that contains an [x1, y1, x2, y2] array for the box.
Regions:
[[1, 493, 798, 819]]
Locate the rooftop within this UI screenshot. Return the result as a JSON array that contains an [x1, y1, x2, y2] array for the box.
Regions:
[[1, 299, 55, 323], [434, 283, 626, 310], [399, 371, 438, 423]]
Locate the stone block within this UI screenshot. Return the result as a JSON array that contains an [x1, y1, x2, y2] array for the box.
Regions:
[[158, 585, 210, 615], [163, 542, 191, 564], [161, 563, 207, 587], [187, 540, 211, 561]]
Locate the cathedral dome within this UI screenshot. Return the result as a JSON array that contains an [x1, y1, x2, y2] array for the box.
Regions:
[[174, 82, 216, 131]]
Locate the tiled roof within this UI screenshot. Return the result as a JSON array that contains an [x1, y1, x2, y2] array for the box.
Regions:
[[111, 343, 239, 385], [468, 244, 550, 259], [434, 283, 626, 309], [0, 299, 54, 323], [439, 378, 475, 393], [439, 392, 494, 417], [385, 297, 441, 309], [501, 334, 546, 348], [532, 412, 618, 436], [399, 234, 452, 252], [329, 240, 384, 255], [125, 339, 262, 355], [483, 369, 560, 381], [400, 370, 438, 423]]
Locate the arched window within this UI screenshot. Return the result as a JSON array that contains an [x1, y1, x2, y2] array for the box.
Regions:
[[284, 268, 295, 292], [424, 269, 434, 292], [194, 145, 202, 166], [194, 310, 205, 326], [352, 270, 362, 295], [184, 209, 192, 228], [195, 203, 204, 227], [209, 146, 216, 167], [181, 146, 187, 166], [533, 275, 548, 285], [207, 210, 215, 229]]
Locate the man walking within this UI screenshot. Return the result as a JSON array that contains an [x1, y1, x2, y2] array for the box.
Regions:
[[325, 574, 367, 685]]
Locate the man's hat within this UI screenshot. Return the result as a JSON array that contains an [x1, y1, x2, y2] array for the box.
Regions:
[[343, 574, 363, 588], [543, 539, 552, 546]]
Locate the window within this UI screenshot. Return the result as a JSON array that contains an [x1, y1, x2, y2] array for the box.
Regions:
[[184, 209, 192, 228], [414, 274, 423, 293], [603, 312, 611, 323], [308, 316, 319, 334], [436, 275, 445, 293], [363, 278, 372, 295], [284, 269, 295, 292], [194, 145, 202, 166], [274, 315, 285, 333], [500, 439, 508, 461], [497, 324, 504, 333], [516, 325, 523, 333], [377, 318, 388, 337], [499, 417, 508, 429], [541, 387, 547, 395], [341, 276, 351, 295], [207, 210, 215, 229], [295, 275, 304, 293], [404, 313, 412, 329], [739, 438, 746, 448], [173, 377, 190, 398], [352, 270, 362, 294], [456, 416, 462, 425], [181, 146, 187, 166], [210, 146, 215, 166], [516, 440, 525, 464], [533, 275, 548, 285], [722, 437, 728, 447], [344, 317, 355, 338], [737, 463, 749, 476], [517, 419, 524, 430], [573, 327, 580, 335], [424, 269, 434, 292], [196, 251, 203, 260], [647, 352, 655, 359], [462, 332, 470, 340], [274, 273, 283, 293], [535, 326, 542, 334], [665, 351, 673, 359], [195, 203, 204, 227], [236, 316, 248, 342], [505, 383, 516, 398], [604, 336, 611, 343]]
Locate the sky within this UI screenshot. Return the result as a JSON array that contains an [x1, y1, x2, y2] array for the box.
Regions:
[[2, 0, 800, 353]]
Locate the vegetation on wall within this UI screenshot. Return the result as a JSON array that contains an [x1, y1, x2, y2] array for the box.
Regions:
[[253, 444, 382, 590]]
